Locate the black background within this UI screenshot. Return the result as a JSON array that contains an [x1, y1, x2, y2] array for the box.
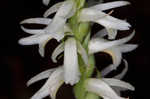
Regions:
[[0, 0, 149, 99]]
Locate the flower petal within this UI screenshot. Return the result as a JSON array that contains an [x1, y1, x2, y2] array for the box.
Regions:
[[103, 47, 122, 69], [101, 64, 114, 77], [85, 78, 125, 99], [93, 28, 108, 38], [64, 38, 80, 85], [89, 1, 130, 11], [27, 68, 57, 86], [102, 78, 135, 91], [114, 59, 128, 79], [51, 43, 64, 63], [77, 41, 88, 66], [96, 13, 131, 30], [119, 44, 138, 53], [89, 31, 135, 54], [44, 0, 75, 41], [42, 0, 50, 6], [18, 34, 51, 45], [43, 2, 64, 17], [55, 0, 75, 18], [31, 67, 64, 99], [80, 8, 106, 22], [21, 26, 45, 34], [80, 8, 131, 30], [20, 18, 52, 25], [39, 37, 52, 57]]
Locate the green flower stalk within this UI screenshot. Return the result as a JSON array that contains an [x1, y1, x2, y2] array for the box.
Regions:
[[18, 0, 137, 99]]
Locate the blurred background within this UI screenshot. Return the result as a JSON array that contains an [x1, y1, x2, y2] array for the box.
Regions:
[[0, 0, 149, 99]]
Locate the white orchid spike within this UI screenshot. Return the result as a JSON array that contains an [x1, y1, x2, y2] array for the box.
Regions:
[[64, 37, 80, 85], [19, 0, 136, 99]]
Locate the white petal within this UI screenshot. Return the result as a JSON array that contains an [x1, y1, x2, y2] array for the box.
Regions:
[[89, 31, 135, 54], [31, 67, 64, 99], [39, 37, 52, 57], [102, 78, 135, 91], [18, 34, 51, 45], [51, 43, 64, 63], [101, 64, 114, 77], [44, 0, 74, 41], [77, 41, 88, 66], [85, 78, 125, 99], [103, 47, 122, 69], [55, 0, 75, 18], [96, 13, 131, 30], [43, 2, 64, 17], [42, 0, 50, 6], [89, 1, 130, 11], [106, 28, 118, 39], [119, 44, 138, 53], [80, 9, 131, 30], [80, 8, 106, 22], [64, 38, 80, 85], [93, 28, 108, 38], [27, 68, 57, 86], [114, 59, 128, 79], [20, 18, 52, 25], [21, 26, 45, 34]]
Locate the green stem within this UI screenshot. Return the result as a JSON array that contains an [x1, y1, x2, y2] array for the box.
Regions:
[[68, 0, 100, 99]]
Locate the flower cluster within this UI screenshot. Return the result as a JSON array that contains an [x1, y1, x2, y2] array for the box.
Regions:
[[19, 0, 137, 99]]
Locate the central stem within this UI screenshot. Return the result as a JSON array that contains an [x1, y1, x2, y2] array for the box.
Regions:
[[68, 0, 99, 99]]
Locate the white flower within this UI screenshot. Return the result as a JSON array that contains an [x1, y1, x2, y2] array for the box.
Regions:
[[64, 37, 80, 85], [85, 78, 135, 99], [28, 66, 64, 99], [89, 30, 137, 70], [19, 0, 75, 57], [79, 1, 131, 30], [51, 37, 88, 85]]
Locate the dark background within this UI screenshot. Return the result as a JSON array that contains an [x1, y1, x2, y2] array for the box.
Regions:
[[0, 0, 149, 99]]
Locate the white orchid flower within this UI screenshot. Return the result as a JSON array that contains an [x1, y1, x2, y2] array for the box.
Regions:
[[79, 1, 131, 30], [28, 66, 64, 99], [89, 29, 137, 69], [85, 78, 134, 99], [19, 18, 69, 57], [64, 37, 80, 85], [89, 30, 136, 54], [19, 0, 75, 57]]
